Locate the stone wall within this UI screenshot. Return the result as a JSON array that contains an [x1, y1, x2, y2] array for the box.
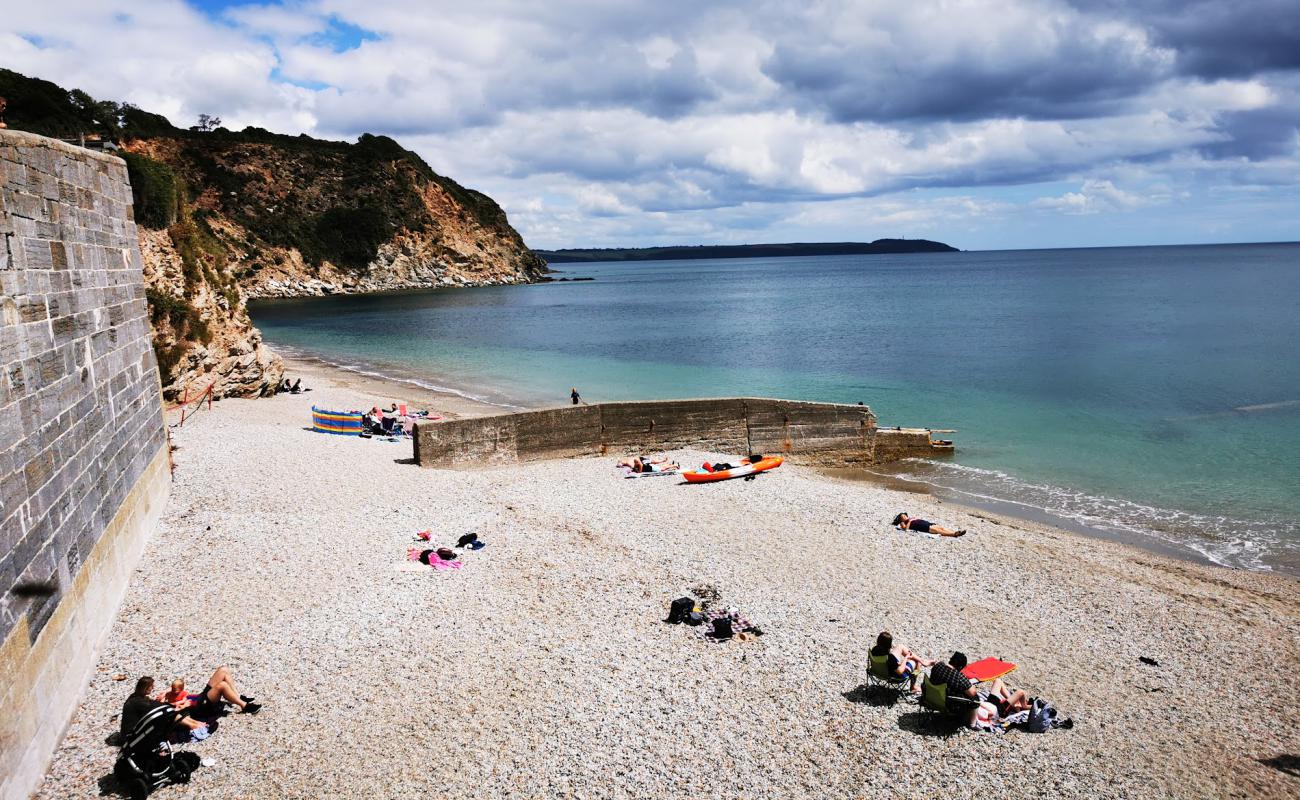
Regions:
[[414, 398, 889, 468], [0, 130, 170, 800]]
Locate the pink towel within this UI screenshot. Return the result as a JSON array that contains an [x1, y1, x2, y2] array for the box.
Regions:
[[429, 553, 462, 570], [407, 548, 463, 570]]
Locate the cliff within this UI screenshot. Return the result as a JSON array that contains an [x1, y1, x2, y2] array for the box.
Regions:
[[0, 68, 547, 400]]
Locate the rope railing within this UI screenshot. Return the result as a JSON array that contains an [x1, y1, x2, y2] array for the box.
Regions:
[[172, 380, 216, 427]]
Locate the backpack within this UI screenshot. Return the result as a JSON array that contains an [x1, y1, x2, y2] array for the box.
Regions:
[[710, 617, 734, 639], [1025, 698, 1056, 733], [666, 597, 694, 624], [171, 750, 201, 782]]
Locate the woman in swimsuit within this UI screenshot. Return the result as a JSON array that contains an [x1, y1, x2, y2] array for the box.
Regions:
[[892, 513, 967, 537], [617, 456, 679, 473]]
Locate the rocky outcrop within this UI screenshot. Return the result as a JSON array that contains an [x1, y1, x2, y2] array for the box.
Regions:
[[138, 228, 283, 400]]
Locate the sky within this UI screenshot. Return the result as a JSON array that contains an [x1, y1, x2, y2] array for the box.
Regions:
[[4, 0, 1299, 250]]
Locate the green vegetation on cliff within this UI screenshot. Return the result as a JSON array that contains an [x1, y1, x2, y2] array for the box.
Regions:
[[0, 68, 537, 278]]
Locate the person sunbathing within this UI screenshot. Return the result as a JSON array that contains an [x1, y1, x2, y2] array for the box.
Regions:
[[618, 456, 678, 473], [870, 631, 934, 691], [162, 667, 261, 716], [892, 512, 966, 537]]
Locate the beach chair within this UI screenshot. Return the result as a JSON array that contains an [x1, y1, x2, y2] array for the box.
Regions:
[[866, 652, 917, 695], [919, 674, 982, 716]]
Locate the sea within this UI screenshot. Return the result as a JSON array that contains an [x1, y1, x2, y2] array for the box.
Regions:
[[248, 243, 1300, 575]]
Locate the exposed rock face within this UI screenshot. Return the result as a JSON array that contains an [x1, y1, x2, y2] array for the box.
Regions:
[[119, 131, 545, 398], [0, 68, 548, 402], [138, 228, 283, 400]]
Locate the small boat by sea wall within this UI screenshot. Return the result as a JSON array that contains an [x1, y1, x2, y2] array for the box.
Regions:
[[412, 398, 953, 469]]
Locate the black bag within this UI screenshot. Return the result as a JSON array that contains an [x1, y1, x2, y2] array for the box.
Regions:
[[711, 617, 734, 639], [666, 597, 694, 624], [171, 751, 201, 783]]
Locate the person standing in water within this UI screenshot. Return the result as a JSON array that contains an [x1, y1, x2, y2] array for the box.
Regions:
[[571, 387, 581, 405]]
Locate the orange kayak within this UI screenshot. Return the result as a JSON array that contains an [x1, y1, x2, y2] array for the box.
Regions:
[[681, 456, 784, 483]]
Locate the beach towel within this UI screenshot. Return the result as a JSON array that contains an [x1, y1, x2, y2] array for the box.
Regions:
[[407, 548, 463, 570], [895, 525, 939, 539], [621, 466, 679, 478], [962, 657, 1017, 683]]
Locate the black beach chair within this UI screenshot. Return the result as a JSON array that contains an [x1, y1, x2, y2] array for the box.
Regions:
[[114, 704, 200, 799]]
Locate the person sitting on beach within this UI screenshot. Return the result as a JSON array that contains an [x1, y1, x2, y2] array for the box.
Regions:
[[870, 631, 935, 691], [930, 652, 1029, 714], [122, 677, 208, 740], [892, 512, 966, 537], [618, 455, 678, 474], [290, 378, 302, 393], [160, 667, 261, 717]]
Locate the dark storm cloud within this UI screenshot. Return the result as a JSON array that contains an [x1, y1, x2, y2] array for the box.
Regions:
[[1073, 0, 1300, 78], [1198, 105, 1300, 160], [763, 17, 1173, 123]]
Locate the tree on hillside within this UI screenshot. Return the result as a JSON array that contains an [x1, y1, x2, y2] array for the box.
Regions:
[[194, 113, 222, 132]]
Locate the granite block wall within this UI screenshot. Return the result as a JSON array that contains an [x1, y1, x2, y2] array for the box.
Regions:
[[0, 130, 170, 800]]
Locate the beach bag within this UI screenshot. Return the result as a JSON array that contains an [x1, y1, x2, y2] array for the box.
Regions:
[[171, 751, 201, 783], [711, 617, 734, 639], [1025, 698, 1056, 733], [666, 597, 694, 624]]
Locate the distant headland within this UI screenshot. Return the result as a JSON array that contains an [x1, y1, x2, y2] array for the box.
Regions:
[[536, 239, 959, 263]]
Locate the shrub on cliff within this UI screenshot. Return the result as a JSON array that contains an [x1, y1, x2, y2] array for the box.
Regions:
[[123, 152, 184, 229], [305, 205, 393, 270]]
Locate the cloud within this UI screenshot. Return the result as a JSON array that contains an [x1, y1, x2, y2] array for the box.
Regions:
[[1032, 179, 1153, 214], [3, 0, 1298, 248]]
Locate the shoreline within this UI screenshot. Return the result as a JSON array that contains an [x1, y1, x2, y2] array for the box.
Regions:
[[38, 362, 1300, 798], [277, 354, 511, 420], [278, 350, 1291, 578]]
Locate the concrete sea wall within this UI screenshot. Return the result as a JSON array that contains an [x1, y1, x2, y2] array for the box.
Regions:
[[415, 398, 951, 469], [0, 130, 170, 800]]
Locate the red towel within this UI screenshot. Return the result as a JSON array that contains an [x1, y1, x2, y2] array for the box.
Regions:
[[962, 657, 1017, 682]]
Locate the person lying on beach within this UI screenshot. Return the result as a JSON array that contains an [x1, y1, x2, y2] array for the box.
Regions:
[[930, 652, 1029, 713], [892, 512, 966, 537], [618, 456, 679, 473], [172, 666, 262, 717], [870, 631, 935, 691]]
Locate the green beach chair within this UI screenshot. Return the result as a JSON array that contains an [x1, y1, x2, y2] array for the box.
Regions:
[[920, 673, 982, 716], [866, 652, 918, 696]]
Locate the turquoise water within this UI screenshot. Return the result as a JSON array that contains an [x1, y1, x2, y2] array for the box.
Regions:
[[249, 244, 1300, 573]]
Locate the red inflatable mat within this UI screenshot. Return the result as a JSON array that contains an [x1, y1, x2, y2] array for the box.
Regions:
[[962, 657, 1017, 682]]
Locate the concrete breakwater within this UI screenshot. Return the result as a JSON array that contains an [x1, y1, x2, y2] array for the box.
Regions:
[[413, 397, 951, 468], [1, 130, 170, 800]]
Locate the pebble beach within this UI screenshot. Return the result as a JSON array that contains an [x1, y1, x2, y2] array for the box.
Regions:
[[37, 367, 1300, 799]]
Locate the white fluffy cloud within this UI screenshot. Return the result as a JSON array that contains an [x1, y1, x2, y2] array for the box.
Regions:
[[5, 0, 1299, 248]]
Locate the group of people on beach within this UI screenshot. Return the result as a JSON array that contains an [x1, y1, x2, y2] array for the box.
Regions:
[[869, 631, 1067, 732], [362, 404, 412, 436], [120, 666, 262, 743]]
